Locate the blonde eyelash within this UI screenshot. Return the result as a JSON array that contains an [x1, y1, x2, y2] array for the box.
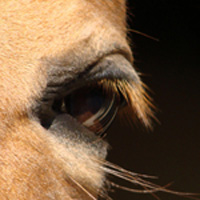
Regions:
[[97, 79, 156, 129]]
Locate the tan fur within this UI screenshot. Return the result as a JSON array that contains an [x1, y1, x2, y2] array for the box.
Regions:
[[0, 1, 153, 199]]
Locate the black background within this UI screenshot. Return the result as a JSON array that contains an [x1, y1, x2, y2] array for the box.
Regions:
[[107, 1, 200, 199]]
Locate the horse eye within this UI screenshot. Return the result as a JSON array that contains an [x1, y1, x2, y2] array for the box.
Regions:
[[64, 86, 120, 136]]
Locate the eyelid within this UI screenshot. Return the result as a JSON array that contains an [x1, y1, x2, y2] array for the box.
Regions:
[[83, 54, 139, 84]]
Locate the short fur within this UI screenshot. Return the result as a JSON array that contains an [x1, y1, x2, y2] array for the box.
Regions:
[[0, 1, 157, 199]]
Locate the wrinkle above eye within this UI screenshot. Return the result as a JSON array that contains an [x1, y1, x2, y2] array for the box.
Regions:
[[42, 51, 133, 101], [42, 31, 132, 90], [83, 54, 139, 84]]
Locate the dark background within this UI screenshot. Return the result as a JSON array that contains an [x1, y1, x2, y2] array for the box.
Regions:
[[107, 1, 200, 199]]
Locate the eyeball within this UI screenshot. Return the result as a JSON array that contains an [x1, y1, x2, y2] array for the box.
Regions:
[[65, 86, 120, 136]]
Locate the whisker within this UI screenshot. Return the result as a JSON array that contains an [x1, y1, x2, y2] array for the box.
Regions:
[[127, 28, 160, 42], [67, 175, 97, 200], [93, 158, 200, 199], [103, 167, 162, 191], [110, 181, 161, 194], [100, 160, 157, 179], [110, 181, 163, 200]]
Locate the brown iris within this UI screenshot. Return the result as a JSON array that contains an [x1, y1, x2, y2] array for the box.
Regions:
[[52, 84, 121, 136]]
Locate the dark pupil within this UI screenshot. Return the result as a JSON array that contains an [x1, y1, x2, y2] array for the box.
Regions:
[[66, 88, 104, 124]]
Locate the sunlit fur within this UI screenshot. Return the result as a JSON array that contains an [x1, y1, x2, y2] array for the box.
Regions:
[[0, 1, 198, 200]]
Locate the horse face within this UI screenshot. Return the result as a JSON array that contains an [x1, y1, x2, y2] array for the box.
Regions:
[[0, 1, 153, 199]]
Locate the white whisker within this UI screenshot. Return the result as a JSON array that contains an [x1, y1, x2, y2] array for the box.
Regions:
[[67, 176, 97, 200]]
